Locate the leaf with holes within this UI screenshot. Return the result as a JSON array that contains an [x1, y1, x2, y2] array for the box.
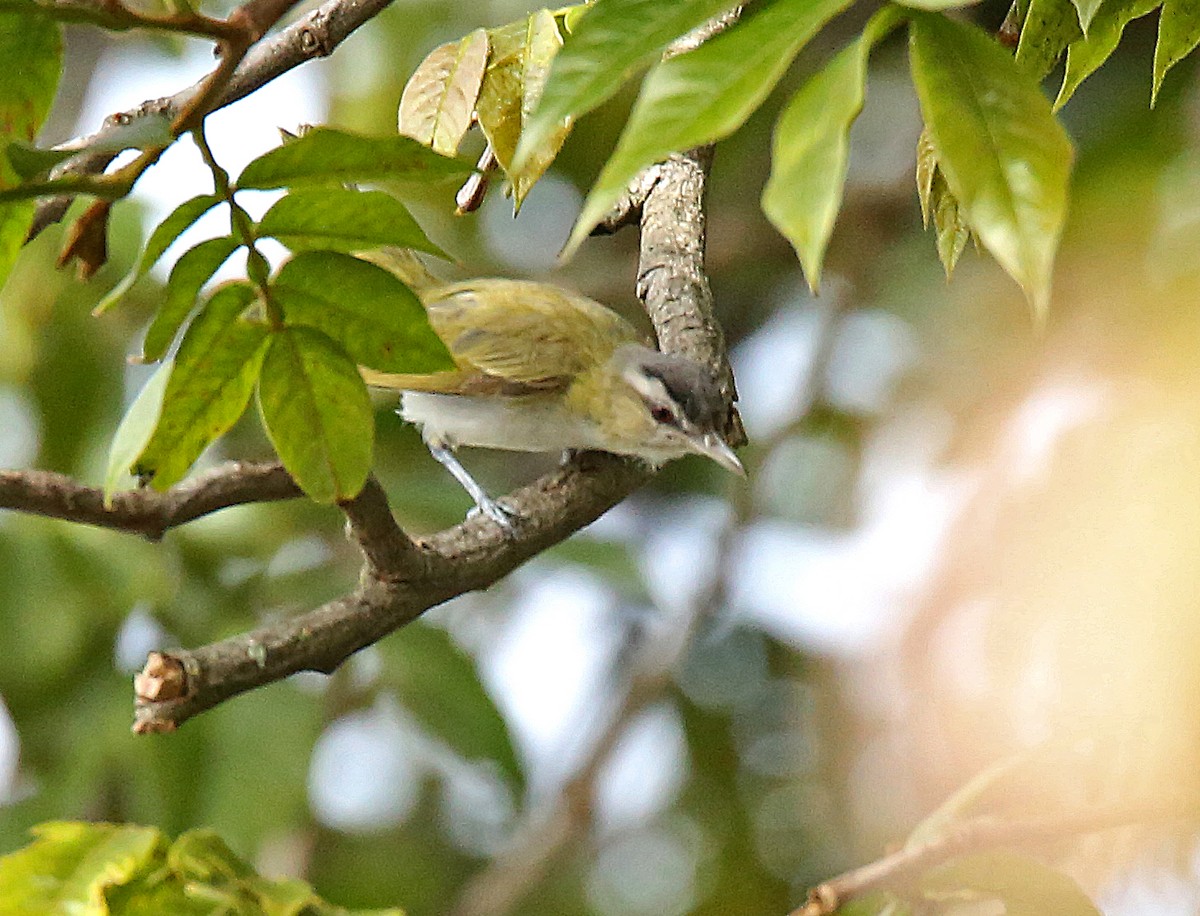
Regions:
[[141, 235, 242, 362], [911, 13, 1074, 317], [135, 284, 270, 490], [565, 0, 853, 256], [258, 327, 373, 504], [399, 29, 489, 156], [256, 187, 447, 258]]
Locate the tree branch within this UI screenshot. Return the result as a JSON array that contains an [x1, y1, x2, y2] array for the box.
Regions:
[[790, 797, 1200, 916]]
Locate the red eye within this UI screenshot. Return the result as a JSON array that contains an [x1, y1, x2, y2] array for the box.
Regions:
[[651, 406, 675, 425]]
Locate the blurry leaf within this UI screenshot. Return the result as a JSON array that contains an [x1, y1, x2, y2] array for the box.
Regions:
[[893, 0, 978, 8], [0, 821, 162, 912], [906, 756, 1028, 848], [1070, 0, 1105, 32], [135, 284, 270, 490], [1153, 0, 1200, 104], [930, 169, 970, 277], [478, 9, 568, 210], [0, 9, 61, 292], [916, 126, 937, 226], [104, 360, 172, 504], [56, 198, 111, 279], [566, 0, 852, 255], [141, 234, 242, 362], [1056, 0, 1161, 107], [762, 7, 904, 293], [256, 188, 448, 258], [237, 128, 471, 190], [398, 29, 489, 156], [514, 0, 739, 174], [561, 1, 590, 32], [94, 193, 224, 316], [911, 13, 1074, 317], [6, 141, 73, 179], [381, 622, 525, 792], [836, 895, 912, 915], [258, 327, 372, 503], [1016, 0, 1082, 77], [272, 250, 453, 372], [922, 852, 1101, 915]]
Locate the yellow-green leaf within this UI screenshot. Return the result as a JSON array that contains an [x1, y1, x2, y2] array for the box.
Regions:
[[922, 852, 1102, 916], [911, 13, 1074, 317], [1056, 0, 1161, 107], [104, 360, 172, 504], [1016, 0, 1082, 78], [141, 234, 242, 362], [1070, 0, 1104, 33], [1153, 0, 1200, 105], [398, 29, 489, 156], [258, 327, 373, 503]]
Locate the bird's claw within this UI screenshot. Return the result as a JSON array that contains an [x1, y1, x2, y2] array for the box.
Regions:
[[467, 498, 520, 535]]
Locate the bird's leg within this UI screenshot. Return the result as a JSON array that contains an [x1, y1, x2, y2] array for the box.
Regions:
[[427, 443, 518, 534]]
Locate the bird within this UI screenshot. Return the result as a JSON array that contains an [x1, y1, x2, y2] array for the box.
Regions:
[[361, 273, 744, 531]]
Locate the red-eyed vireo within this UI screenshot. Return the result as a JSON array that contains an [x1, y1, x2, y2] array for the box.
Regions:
[[361, 277, 744, 530]]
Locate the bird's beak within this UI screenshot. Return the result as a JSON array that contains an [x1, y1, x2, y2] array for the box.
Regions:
[[691, 432, 746, 477]]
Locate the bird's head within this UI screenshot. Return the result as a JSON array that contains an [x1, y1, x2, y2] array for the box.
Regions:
[[600, 344, 744, 475]]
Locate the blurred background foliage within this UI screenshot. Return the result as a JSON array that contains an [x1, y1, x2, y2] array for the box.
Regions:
[[4, 0, 1200, 913]]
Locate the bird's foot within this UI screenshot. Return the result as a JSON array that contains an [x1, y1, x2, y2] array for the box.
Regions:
[[467, 497, 521, 536]]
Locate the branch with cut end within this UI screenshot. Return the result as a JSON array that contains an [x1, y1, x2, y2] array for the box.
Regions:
[[790, 798, 1200, 916]]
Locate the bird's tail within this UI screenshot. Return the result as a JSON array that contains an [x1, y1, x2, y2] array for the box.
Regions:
[[360, 367, 472, 392]]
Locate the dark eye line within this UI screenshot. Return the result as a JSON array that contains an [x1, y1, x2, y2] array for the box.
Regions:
[[650, 405, 678, 426]]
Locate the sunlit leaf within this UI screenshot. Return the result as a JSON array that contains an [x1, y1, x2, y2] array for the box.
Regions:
[[922, 852, 1102, 916], [258, 327, 373, 503], [1153, 0, 1200, 105], [1056, 0, 1161, 107], [135, 284, 270, 490], [141, 234, 242, 362], [272, 250, 453, 373], [0, 8, 61, 291], [514, 0, 739, 174], [237, 128, 471, 190], [256, 187, 448, 258], [762, 6, 904, 293], [1016, 0, 1082, 78], [104, 360, 172, 505], [1070, 0, 1104, 33], [561, 1, 591, 33], [398, 29, 489, 156], [911, 13, 1074, 316], [566, 0, 853, 256], [94, 193, 224, 316]]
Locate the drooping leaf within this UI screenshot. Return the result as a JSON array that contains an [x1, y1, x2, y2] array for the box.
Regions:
[[1070, 0, 1105, 33], [398, 29, 489, 156], [0, 9, 62, 291], [94, 193, 223, 315], [1153, 0, 1200, 104], [911, 13, 1074, 316], [236, 128, 472, 190], [762, 7, 904, 293], [272, 250, 453, 372], [478, 9, 569, 209], [514, 0, 740, 174], [104, 360, 172, 504], [930, 169, 970, 277], [566, 0, 854, 255], [141, 234, 242, 362], [1016, 0, 1082, 78], [922, 852, 1102, 916], [135, 284, 270, 489], [1056, 0, 1161, 107], [380, 622, 526, 793], [257, 326, 373, 503], [916, 126, 937, 226], [256, 187, 448, 258]]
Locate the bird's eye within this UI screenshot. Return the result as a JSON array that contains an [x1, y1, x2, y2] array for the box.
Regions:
[[651, 405, 676, 426]]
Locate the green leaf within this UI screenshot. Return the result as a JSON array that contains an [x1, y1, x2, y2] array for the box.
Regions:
[[258, 327, 373, 503], [94, 193, 223, 316], [272, 250, 454, 372], [0, 9, 62, 292], [5, 141, 73, 180], [930, 169, 970, 277], [236, 127, 472, 191], [762, 7, 904, 293], [256, 188, 448, 258], [1056, 0, 1161, 107], [514, 0, 739, 174], [478, 9, 569, 210], [566, 0, 853, 255], [1153, 0, 1200, 104], [135, 284, 270, 489], [910, 13, 1074, 317], [1070, 0, 1104, 33], [380, 622, 526, 793], [0, 821, 163, 912], [104, 360, 172, 505], [893, 0, 979, 9], [399, 29, 489, 156], [1016, 0, 1082, 78], [922, 852, 1101, 916], [141, 234, 242, 362]]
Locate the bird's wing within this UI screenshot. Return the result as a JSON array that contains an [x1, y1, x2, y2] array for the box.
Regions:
[[421, 280, 642, 389]]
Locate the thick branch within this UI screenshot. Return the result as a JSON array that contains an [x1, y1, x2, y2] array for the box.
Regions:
[[791, 798, 1200, 916], [0, 461, 300, 539]]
